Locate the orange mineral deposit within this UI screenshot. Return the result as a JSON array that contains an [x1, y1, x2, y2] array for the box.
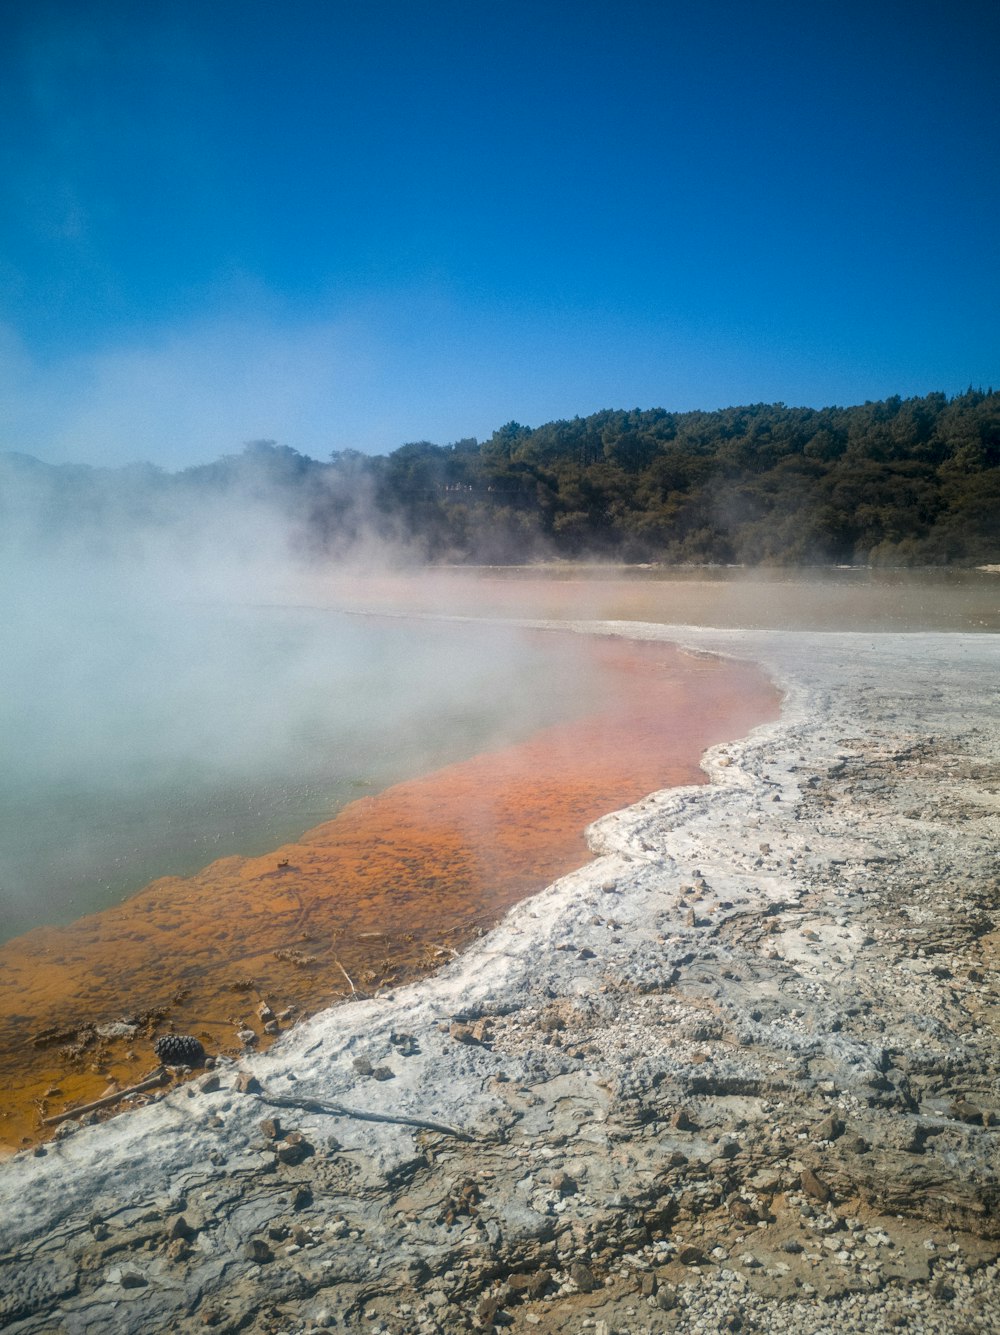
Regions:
[[0, 636, 779, 1152]]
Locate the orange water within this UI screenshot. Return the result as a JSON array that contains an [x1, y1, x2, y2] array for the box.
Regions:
[[0, 637, 779, 1151]]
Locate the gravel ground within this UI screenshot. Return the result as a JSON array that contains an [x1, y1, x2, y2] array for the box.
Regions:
[[1, 623, 997, 1335]]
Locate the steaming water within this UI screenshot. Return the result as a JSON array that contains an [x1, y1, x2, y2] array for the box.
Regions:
[[0, 605, 602, 943]]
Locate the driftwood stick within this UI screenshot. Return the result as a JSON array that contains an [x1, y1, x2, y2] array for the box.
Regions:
[[333, 958, 359, 995], [257, 1091, 476, 1142], [42, 1070, 170, 1126]]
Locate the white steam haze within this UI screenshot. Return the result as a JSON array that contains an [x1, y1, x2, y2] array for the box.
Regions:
[[0, 315, 386, 467], [0, 454, 601, 942]]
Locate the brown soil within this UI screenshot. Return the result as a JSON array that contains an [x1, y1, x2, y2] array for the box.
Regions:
[[0, 637, 779, 1151]]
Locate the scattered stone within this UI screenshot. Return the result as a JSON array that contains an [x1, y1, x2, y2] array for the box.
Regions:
[[168, 1215, 197, 1241], [814, 1114, 845, 1142], [449, 1022, 480, 1045], [276, 1133, 313, 1166], [950, 1099, 986, 1125], [507, 1269, 551, 1300], [569, 1262, 597, 1292], [800, 1167, 833, 1203]]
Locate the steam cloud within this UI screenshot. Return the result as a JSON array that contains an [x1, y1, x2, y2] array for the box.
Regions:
[[0, 451, 597, 941]]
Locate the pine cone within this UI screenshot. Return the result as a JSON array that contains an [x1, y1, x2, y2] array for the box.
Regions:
[[153, 1034, 206, 1067]]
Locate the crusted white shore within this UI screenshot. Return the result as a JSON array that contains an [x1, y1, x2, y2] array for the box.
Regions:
[[1, 625, 998, 1335]]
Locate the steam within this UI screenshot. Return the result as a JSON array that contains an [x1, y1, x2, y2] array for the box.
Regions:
[[0, 452, 600, 941], [0, 317, 376, 469]]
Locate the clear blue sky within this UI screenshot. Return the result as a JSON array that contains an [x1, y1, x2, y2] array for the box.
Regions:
[[1, 0, 997, 467]]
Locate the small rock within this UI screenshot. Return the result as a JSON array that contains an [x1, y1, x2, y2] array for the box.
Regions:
[[800, 1167, 832, 1203], [353, 1055, 374, 1075], [276, 1134, 313, 1165], [259, 1117, 282, 1140], [569, 1261, 597, 1292], [168, 1215, 197, 1241], [449, 1022, 479, 1045], [235, 1073, 262, 1094], [949, 1099, 985, 1125], [507, 1269, 551, 1299], [677, 1244, 704, 1265], [671, 1107, 698, 1131], [371, 1065, 395, 1081], [245, 1239, 273, 1263], [814, 1114, 845, 1142], [728, 1199, 758, 1224]]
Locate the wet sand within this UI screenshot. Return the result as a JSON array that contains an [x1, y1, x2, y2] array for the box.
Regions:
[[0, 634, 779, 1152]]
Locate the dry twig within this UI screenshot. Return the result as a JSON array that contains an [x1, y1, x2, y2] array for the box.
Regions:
[[41, 1070, 170, 1126], [333, 958, 360, 995], [256, 1090, 476, 1142]]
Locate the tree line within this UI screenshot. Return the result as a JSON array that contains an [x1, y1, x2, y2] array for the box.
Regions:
[[4, 389, 998, 566], [353, 388, 999, 564]]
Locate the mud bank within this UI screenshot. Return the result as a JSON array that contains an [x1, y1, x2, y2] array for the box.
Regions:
[[1, 625, 998, 1335]]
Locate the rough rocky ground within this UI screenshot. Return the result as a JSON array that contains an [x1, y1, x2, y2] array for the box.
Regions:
[[1, 625, 997, 1335]]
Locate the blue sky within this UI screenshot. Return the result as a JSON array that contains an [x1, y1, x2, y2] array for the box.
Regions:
[[1, 0, 997, 467]]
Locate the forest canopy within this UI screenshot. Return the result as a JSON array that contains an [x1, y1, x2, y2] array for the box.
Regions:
[[3, 390, 998, 567]]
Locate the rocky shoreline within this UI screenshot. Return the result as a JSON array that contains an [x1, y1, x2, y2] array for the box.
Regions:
[[1, 624, 997, 1334]]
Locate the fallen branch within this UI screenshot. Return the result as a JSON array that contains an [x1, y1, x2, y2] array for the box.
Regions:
[[333, 958, 359, 995], [256, 1090, 476, 1142], [42, 1069, 170, 1126]]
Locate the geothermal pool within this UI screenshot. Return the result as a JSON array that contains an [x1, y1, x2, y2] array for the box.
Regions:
[[0, 610, 778, 1150], [0, 607, 614, 943]]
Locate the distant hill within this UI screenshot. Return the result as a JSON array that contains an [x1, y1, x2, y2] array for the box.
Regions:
[[3, 390, 998, 566]]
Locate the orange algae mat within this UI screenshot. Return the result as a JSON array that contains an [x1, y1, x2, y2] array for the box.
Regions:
[[0, 637, 779, 1151]]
